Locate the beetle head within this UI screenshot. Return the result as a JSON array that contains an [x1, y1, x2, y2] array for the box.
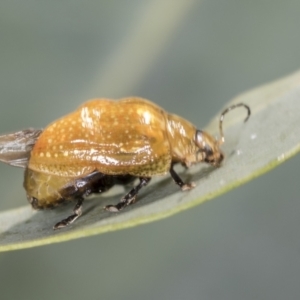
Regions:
[[194, 102, 251, 167], [166, 102, 250, 168], [194, 130, 224, 167]]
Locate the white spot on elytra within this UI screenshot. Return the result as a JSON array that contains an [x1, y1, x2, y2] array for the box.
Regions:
[[142, 111, 151, 124]]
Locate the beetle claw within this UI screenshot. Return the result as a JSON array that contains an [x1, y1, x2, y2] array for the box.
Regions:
[[181, 182, 196, 191], [104, 204, 120, 212], [170, 165, 196, 191], [53, 213, 80, 229], [104, 195, 137, 212], [104, 177, 150, 213], [53, 198, 83, 230]]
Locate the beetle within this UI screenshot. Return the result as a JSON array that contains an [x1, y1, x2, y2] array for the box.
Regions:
[[0, 98, 250, 229]]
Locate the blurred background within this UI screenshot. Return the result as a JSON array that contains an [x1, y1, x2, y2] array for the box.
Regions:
[[0, 1, 300, 299]]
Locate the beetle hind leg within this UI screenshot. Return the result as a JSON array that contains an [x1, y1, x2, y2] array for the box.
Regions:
[[105, 177, 151, 212], [53, 197, 84, 230], [170, 164, 195, 191]]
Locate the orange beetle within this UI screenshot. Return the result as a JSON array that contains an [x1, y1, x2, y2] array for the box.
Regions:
[[0, 98, 250, 229]]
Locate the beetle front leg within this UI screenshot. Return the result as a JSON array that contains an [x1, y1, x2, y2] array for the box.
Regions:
[[53, 197, 84, 230], [104, 177, 151, 212], [170, 164, 195, 191]]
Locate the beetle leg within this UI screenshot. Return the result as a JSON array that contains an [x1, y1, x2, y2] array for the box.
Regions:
[[53, 197, 84, 230], [104, 177, 151, 212], [170, 165, 196, 191]]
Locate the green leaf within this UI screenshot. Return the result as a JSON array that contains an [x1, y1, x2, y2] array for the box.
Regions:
[[0, 71, 299, 252]]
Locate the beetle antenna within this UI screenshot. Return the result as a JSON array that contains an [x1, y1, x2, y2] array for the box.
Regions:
[[218, 103, 251, 145]]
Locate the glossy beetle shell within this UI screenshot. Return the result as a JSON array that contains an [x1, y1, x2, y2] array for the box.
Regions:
[[25, 97, 200, 208], [29, 98, 179, 178]]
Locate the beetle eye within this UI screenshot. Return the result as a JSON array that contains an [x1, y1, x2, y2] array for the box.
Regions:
[[195, 130, 214, 157], [195, 130, 204, 147], [204, 145, 213, 157]]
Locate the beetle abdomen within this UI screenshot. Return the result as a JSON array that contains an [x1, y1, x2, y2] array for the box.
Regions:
[[24, 168, 74, 208], [24, 168, 117, 209], [28, 98, 172, 178]]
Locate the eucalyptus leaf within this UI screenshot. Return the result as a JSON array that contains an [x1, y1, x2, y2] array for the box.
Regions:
[[0, 70, 299, 252]]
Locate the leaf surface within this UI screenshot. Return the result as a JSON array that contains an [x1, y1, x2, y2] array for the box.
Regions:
[[0, 71, 299, 252]]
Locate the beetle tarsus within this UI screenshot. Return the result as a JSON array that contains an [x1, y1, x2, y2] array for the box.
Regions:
[[53, 197, 84, 230], [104, 196, 136, 212], [104, 177, 151, 212], [170, 165, 196, 191], [180, 182, 196, 191]]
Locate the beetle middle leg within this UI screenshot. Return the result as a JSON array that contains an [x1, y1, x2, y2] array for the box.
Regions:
[[170, 164, 195, 191], [104, 177, 151, 212], [53, 197, 84, 230]]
